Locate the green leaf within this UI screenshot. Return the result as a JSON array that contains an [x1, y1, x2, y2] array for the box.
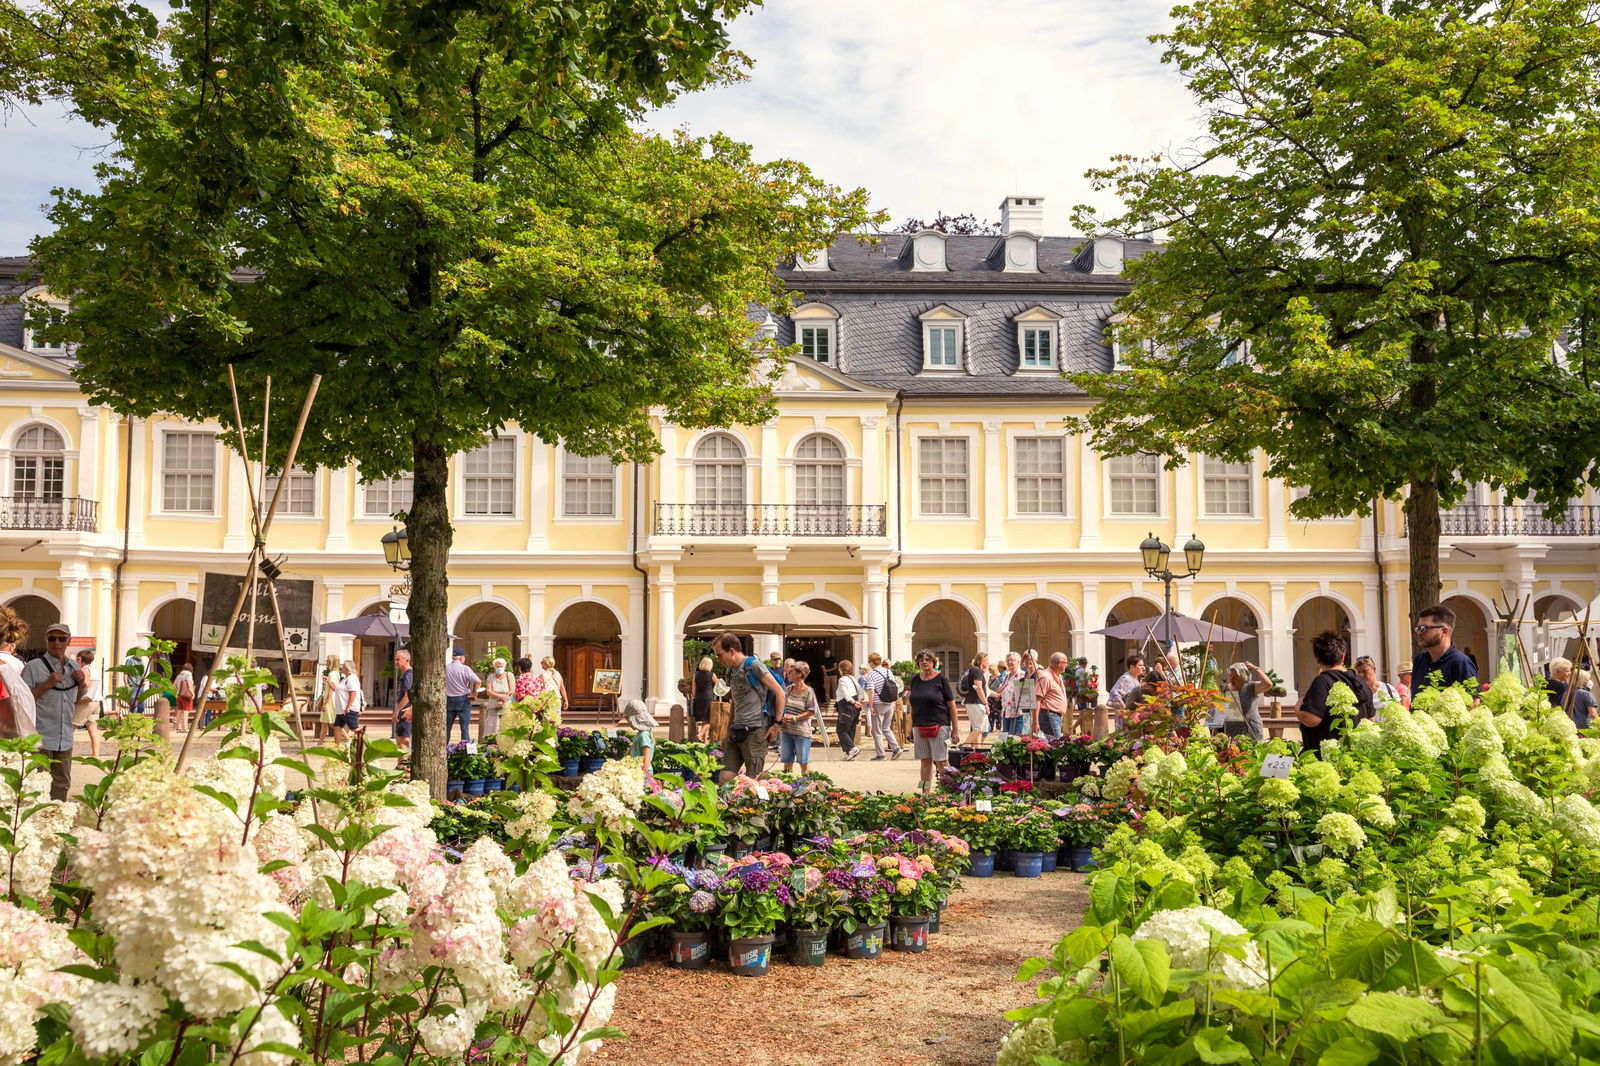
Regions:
[[1318, 1036, 1380, 1066], [1121, 999, 1193, 1043], [1109, 935, 1169, 1005], [1194, 1027, 1252, 1063], [1016, 957, 1050, 982], [1481, 964, 1573, 1055], [1344, 992, 1447, 1040], [1063, 924, 1111, 969], [1328, 919, 1403, 984], [1089, 871, 1134, 925]]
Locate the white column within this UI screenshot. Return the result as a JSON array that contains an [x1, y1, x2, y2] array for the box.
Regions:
[[127, 418, 146, 549], [325, 467, 349, 551], [527, 586, 547, 660], [223, 450, 249, 552], [860, 416, 883, 524], [624, 580, 646, 702], [983, 420, 1004, 552], [864, 564, 886, 666], [888, 580, 907, 662], [526, 439, 549, 551], [1176, 581, 1194, 617], [60, 574, 85, 636], [1079, 581, 1099, 664], [1268, 581, 1296, 699], [755, 549, 786, 660], [1359, 581, 1380, 663], [759, 419, 780, 506], [1078, 441, 1100, 549], [322, 583, 352, 661], [75, 409, 98, 503], [652, 563, 679, 713], [1267, 476, 1288, 550], [984, 582, 1005, 656]]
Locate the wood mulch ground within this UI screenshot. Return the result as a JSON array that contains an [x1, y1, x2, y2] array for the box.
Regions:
[[590, 871, 1090, 1066]]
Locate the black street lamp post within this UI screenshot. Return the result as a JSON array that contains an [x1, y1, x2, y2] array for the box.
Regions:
[[1139, 532, 1206, 648]]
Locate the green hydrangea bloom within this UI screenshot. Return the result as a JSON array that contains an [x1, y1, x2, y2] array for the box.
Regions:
[[1456, 718, 1504, 770], [1345, 768, 1383, 798], [1315, 811, 1367, 856], [1444, 795, 1486, 834], [1482, 671, 1528, 714], [1258, 777, 1300, 809], [1294, 760, 1343, 804], [1358, 794, 1396, 829], [1552, 794, 1600, 849], [1103, 757, 1139, 801]]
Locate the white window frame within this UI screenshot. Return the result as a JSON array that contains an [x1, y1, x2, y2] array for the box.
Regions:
[[919, 305, 966, 372], [914, 433, 973, 519], [1020, 327, 1054, 370], [1104, 451, 1163, 518], [1201, 457, 1255, 517], [20, 288, 68, 355], [691, 433, 749, 518], [157, 428, 220, 516], [1012, 307, 1062, 375], [1009, 433, 1069, 519], [10, 424, 68, 500], [455, 435, 521, 520], [798, 325, 833, 365], [557, 450, 619, 521], [262, 464, 318, 518], [360, 473, 415, 519], [791, 303, 841, 370], [792, 433, 848, 512]]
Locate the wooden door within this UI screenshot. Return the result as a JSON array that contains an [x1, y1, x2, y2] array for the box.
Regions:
[[559, 641, 618, 711]]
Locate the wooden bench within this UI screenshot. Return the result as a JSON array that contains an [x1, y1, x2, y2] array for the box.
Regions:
[[1260, 715, 1300, 739]]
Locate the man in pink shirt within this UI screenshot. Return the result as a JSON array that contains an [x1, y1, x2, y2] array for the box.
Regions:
[[1031, 652, 1069, 737]]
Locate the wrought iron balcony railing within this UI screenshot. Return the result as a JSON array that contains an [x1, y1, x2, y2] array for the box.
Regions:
[[654, 503, 887, 538], [0, 496, 98, 533], [1437, 503, 1598, 538]]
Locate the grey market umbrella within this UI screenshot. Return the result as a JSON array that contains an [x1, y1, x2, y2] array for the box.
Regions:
[[319, 614, 409, 639], [1092, 611, 1253, 645]]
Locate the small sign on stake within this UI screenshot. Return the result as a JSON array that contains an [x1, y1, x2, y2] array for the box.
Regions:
[[465, 742, 479, 755], [1259, 754, 1293, 779], [975, 799, 993, 812]]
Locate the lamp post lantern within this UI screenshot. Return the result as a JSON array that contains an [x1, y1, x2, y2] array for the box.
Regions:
[[381, 525, 412, 571], [1140, 532, 1205, 648]]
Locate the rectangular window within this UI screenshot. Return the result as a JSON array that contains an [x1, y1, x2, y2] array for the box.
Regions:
[[161, 432, 216, 512], [1021, 328, 1054, 368], [462, 437, 516, 516], [262, 466, 316, 516], [12, 456, 64, 499], [1107, 452, 1159, 515], [562, 453, 616, 517], [363, 475, 414, 516], [799, 325, 832, 364], [1014, 437, 1066, 514], [918, 437, 969, 515], [1202, 458, 1253, 515], [926, 327, 959, 368]]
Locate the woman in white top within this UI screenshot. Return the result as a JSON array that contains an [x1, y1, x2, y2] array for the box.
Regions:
[[73, 649, 103, 756], [539, 656, 569, 713], [0, 607, 36, 737], [1352, 657, 1398, 719], [481, 657, 513, 741], [333, 661, 362, 743], [833, 658, 864, 761]]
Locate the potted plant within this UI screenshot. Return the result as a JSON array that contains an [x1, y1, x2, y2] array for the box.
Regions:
[[838, 857, 893, 959], [989, 735, 1030, 778], [580, 730, 609, 774], [718, 863, 784, 977], [1051, 734, 1096, 783], [481, 743, 505, 791], [886, 854, 941, 953], [1004, 810, 1059, 879], [780, 867, 835, 968], [445, 743, 474, 792], [461, 751, 493, 795], [1265, 668, 1289, 711], [1054, 802, 1110, 872], [651, 870, 720, 970], [555, 727, 587, 776]]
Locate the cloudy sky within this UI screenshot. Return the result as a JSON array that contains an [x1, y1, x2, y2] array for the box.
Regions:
[[0, 0, 1203, 250]]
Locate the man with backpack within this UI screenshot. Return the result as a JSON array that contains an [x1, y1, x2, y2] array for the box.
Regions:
[[861, 652, 904, 761], [713, 631, 787, 782]]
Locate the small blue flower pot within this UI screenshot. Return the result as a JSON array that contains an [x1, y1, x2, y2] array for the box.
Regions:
[[559, 758, 581, 777], [1012, 851, 1044, 878], [1040, 849, 1058, 874], [1063, 846, 1097, 872], [966, 850, 995, 877], [446, 779, 464, 793], [580, 757, 606, 774], [465, 779, 487, 796], [487, 777, 505, 791]]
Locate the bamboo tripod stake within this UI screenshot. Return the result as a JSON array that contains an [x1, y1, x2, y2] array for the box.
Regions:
[[175, 370, 322, 772]]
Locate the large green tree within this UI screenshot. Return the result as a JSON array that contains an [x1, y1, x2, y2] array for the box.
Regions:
[[1071, 0, 1600, 632], [5, 0, 872, 794]]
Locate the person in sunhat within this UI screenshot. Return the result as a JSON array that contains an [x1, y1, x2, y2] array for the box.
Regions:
[[618, 698, 657, 774]]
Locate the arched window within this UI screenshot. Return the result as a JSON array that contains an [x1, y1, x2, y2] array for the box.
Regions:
[[12, 425, 65, 499], [794, 434, 845, 514], [693, 435, 746, 521]]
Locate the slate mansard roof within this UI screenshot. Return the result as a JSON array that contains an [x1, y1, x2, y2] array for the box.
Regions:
[[773, 232, 1153, 397]]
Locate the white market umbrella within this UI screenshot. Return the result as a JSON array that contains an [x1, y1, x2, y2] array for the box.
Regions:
[[688, 601, 875, 638]]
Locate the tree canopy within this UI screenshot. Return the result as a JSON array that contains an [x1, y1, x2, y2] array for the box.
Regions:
[[6, 0, 875, 792], [1069, 0, 1600, 625]]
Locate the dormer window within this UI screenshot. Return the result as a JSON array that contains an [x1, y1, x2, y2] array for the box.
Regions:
[[907, 230, 948, 272], [791, 302, 840, 367], [1012, 306, 1062, 373], [21, 288, 68, 354], [918, 305, 966, 371], [794, 247, 830, 271], [1002, 232, 1039, 273]]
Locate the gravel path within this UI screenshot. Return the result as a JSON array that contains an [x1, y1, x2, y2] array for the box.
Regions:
[[590, 870, 1089, 1066]]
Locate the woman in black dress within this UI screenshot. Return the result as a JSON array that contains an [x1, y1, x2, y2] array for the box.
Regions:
[[691, 655, 715, 741]]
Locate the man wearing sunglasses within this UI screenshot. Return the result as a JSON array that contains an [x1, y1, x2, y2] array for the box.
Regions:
[[20, 622, 84, 799], [1409, 605, 1477, 696]]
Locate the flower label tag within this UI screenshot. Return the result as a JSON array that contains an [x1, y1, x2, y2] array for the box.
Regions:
[[790, 870, 807, 894], [975, 799, 993, 812], [755, 783, 769, 801], [465, 742, 479, 754], [1259, 754, 1293, 779]]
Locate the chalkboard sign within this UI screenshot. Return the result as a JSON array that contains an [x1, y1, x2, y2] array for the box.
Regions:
[[196, 571, 318, 657]]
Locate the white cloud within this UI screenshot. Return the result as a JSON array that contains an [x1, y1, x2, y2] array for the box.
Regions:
[[0, 0, 1202, 250]]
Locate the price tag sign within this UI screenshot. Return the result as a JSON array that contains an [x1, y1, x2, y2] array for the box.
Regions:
[[465, 742, 479, 755], [790, 869, 807, 894], [975, 799, 993, 812], [755, 783, 769, 801], [607, 729, 619, 739], [1259, 754, 1293, 779]]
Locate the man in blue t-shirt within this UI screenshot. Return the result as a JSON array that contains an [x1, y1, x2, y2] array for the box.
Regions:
[[1410, 604, 1478, 695], [393, 649, 413, 752]]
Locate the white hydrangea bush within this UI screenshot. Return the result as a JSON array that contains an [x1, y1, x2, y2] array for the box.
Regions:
[[0, 656, 631, 1066]]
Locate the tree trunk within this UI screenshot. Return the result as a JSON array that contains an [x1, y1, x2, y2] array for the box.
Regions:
[[1406, 475, 1442, 632], [409, 435, 452, 798]]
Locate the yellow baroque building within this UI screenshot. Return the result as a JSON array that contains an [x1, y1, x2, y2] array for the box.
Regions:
[[2, 200, 1597, 713]]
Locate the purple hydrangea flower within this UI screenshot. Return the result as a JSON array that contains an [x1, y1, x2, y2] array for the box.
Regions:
[[688, 890, 716, 913], [738, 868, 775, 893], [824, 870, 855, 890], [774, 884, 794, 905], [569, 858, 607, 881], [691, 869, 723, 892]]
